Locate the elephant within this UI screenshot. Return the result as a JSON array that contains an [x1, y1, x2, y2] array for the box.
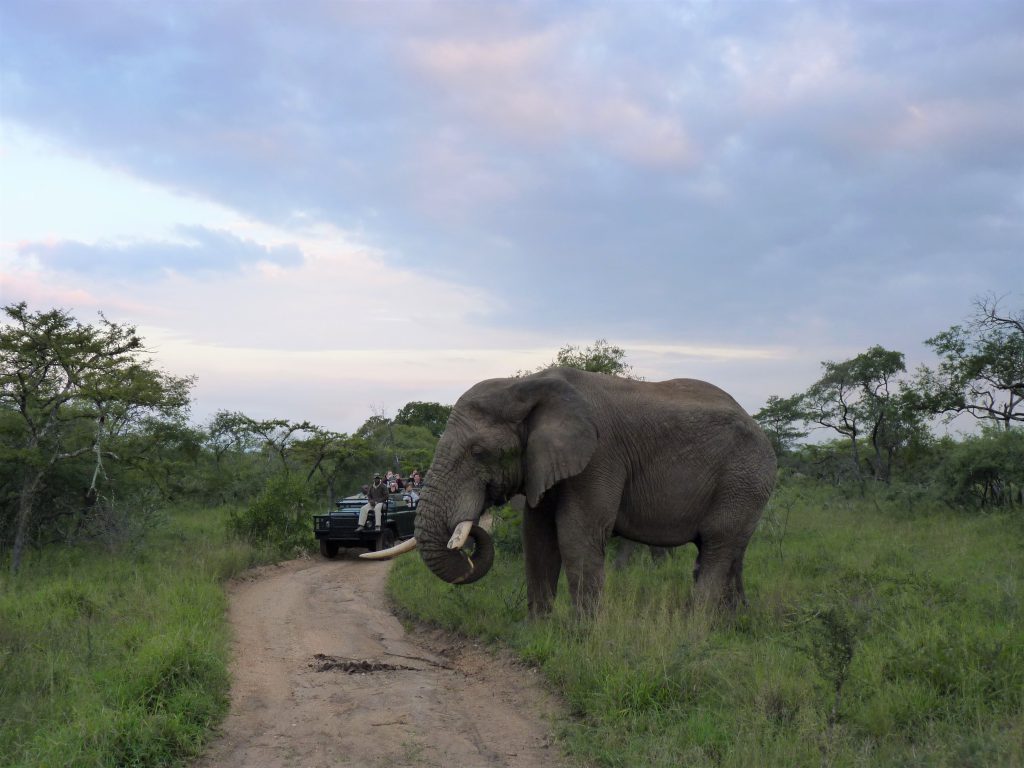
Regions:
[[363, 367, 776, 616], [612, 538, 674, 569]]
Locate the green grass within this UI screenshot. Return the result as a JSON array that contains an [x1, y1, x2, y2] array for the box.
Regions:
[[0, 505, 269, 768], [388, 481, 1024, 767]]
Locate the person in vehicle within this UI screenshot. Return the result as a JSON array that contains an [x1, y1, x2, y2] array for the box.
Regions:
[[403, 480, 420, 508], [357, 474, 388, 531]]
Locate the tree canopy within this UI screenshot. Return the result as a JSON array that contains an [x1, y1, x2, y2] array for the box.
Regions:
[[919, 294, 1024, 429], [5, 296, 1023, 576], [1, 303, 193, 573], [521, 338, 641, 379], [800, 345, 926, 483], [754, 394, 808, 456], [393, 401, 453, 438]]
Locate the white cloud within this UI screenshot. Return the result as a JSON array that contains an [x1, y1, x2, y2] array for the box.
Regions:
[[0, 123, 239, 244], [721, 13, 863, 113], [859, 98, 1024, 153]]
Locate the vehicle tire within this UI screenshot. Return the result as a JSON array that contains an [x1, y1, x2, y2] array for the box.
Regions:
[[375, 527, 396, 552], [320, 539, 339, 559]]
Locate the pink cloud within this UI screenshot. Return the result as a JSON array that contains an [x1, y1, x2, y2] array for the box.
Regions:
[[405, 26, 696, 170], [0, 271, 100, 310]]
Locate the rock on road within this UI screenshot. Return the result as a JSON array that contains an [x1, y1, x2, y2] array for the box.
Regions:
[[193, 556, 569, 768]]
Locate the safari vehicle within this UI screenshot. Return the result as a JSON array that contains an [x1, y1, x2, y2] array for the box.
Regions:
[[312, 493, 417, 558]]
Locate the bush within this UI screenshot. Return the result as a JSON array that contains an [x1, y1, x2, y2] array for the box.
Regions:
[[489, 502, 523, 555], [227, 473, 314, 556], [937, 427, 1024, 508]]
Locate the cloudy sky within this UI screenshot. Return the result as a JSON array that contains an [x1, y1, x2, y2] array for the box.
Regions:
[[1, 1, 1021, 433]]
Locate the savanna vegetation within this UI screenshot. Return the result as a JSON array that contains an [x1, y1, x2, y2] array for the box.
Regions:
[[1, 298, 1022, 766], [388, 314, 1023, 767], [0, 303, 448, 766], [392, 479, 1022, 767]]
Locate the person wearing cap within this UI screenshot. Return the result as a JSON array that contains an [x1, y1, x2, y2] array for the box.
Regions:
[[357, 473, 388, 531]]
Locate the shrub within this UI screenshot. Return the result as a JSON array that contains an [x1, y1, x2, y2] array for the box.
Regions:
[[489, 502, 523, 555], [938, 427, 1024, 508], [227, 473, 314, 556]]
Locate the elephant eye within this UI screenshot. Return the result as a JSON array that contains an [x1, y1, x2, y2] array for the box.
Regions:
[[470, 444, 486, 459]]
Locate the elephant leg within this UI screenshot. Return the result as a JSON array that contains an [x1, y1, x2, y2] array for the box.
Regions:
[[555, 503, 609, 616], [691, 493, 759, 611], [522, 500, 561, 617], [728, 555, 749, 608], [692, 539, 752, 611], [614, 541, 670, 570], [612, 539, 638, 570], [650, 546, 671, 564]]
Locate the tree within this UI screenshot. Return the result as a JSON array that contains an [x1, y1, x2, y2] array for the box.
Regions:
[[390, 424, 440, 475], [202, 410, 266, 503], [293, 429, 377, 506], [520, 339, 641, 379], [355, 411, 400, 471], [206, 410, 260, 460], [117, 414, 205, 502], [919, 294, 1024, 429], [870, 388, 929, 483], [393, 401, 453, 438], [354, 407, 443, 478], [754, 394, 807, 457], [0, 303, 192, 573], [243, 417, 316, 475], [802, 346, 918, 484]]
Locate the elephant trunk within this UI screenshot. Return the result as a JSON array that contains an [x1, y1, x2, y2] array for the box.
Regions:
[[415, 470, 495, 585], [419, 522, 494, 584]]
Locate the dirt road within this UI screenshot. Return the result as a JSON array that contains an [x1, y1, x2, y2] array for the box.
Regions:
[[194, 555, 570, 768]]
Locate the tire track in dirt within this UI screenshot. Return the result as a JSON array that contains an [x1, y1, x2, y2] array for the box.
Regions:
[[194, 556, 570, 768]]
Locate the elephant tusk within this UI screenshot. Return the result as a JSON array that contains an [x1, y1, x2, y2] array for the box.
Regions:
[[447, 521, 474, 550], [359, 537, 418, 560]]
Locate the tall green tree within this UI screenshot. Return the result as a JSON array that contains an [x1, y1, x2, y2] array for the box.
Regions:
[[754, 394, 808, 457], [243, 417, 316, 475], [203, 410, 265, 503], [206, 410, 260, 459], [393, 401, 453, 438], [0, 303, 192, 573], [390, 424, 441, 475], [293, 429, 376, 506], [919, 294, 1024, 429], [803, 346, 919, 484], [354, 406, 445, 479], [354, 412, 399, 472]]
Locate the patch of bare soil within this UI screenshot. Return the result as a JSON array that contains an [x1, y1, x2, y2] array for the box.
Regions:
[[193, 555, 573, 768]]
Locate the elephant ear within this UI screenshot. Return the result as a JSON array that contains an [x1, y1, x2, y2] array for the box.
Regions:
[[516, 375, 599, 508]]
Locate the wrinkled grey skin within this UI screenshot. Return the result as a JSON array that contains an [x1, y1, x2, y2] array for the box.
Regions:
[[414, 367, 776, 616]]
